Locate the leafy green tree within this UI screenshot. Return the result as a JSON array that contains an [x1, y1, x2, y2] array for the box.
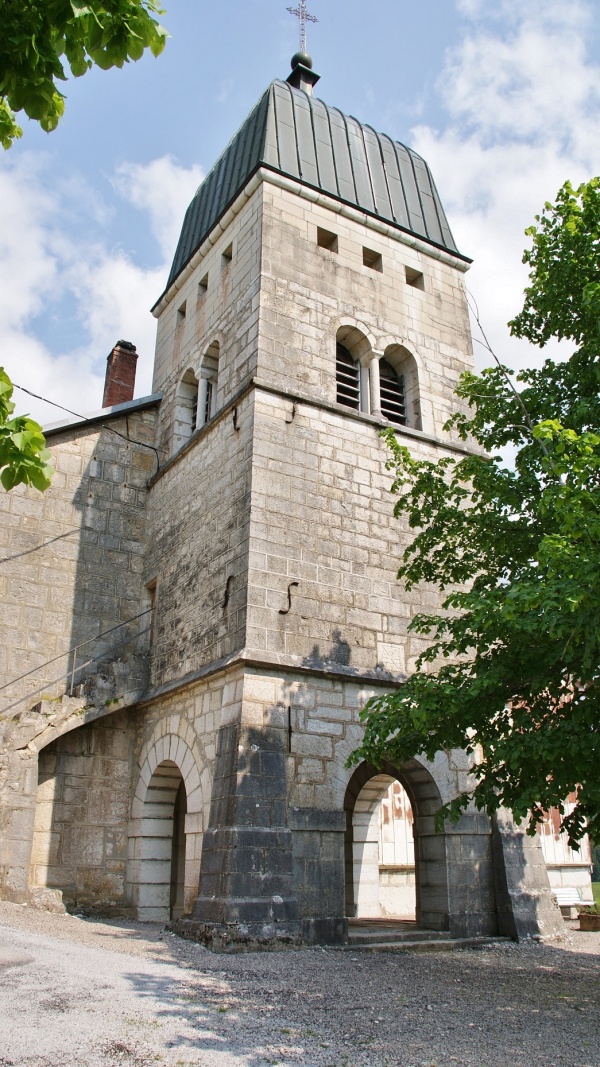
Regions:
[[351, 178, 600, 846], [0, 369, 54, 490], [0, 0, 167, 149]]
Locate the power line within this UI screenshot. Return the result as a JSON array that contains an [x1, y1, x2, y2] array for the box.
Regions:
[[0, 608, 152, 695], [12, 382, 164, 471], [0, 625, 151, 718], [0, 527, 81, 565]]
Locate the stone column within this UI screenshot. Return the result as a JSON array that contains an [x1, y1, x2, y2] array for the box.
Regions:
[[198, 378, 209, 428], [368, 352, 383, 417], [175, 713, 301, 950], [492, 808, 566, 941]]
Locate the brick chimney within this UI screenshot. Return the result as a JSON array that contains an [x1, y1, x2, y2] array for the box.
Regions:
[[102, 340, 138, 408]]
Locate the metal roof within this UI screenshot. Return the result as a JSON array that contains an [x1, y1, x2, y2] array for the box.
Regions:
[[167, 80, 464, 288]]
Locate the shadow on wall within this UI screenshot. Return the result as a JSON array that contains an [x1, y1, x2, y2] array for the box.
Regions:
[[66, 421, 156, 710], [304, 629, 352, 669]]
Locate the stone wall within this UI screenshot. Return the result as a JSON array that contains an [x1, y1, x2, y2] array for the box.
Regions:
[[258, 182, 473, 437], [143, 392, 253, 689], [151, 189, 263, 458], [245, 386, 463, 675], [30, 709, 137, 911], [0, 404, 158, 716]]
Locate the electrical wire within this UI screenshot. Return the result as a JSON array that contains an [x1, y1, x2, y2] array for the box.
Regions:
[[0, 527, 81, 565], [12, 381, 164, 471], [0, 608, 152, 695], [0, 626, 151, 718]]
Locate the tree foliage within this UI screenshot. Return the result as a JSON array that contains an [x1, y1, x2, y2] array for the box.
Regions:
[[0, 0, 168, 149], [351, 178, 600, 846], [0, 369, 54, 491]]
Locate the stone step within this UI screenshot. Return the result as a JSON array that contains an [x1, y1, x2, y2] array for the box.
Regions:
[[348, 926, 451, 945], [340, 935, 511, 954]]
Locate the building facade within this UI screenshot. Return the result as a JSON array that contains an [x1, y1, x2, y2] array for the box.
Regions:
[[0, 58, 588, 945]]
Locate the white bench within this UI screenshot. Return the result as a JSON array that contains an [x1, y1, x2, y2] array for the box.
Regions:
[[553, 888, 593, 917]]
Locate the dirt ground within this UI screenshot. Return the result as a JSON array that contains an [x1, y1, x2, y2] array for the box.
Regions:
[[0, 901, 599, 1067]]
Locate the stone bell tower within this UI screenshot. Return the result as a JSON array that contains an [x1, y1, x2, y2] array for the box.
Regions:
[[138, 53, 564, 947]]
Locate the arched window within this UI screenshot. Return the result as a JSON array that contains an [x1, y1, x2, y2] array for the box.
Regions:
[[199, 340, 219, 426], [336, 343, 360, 410], [173, 368, 200, 452], [379, 359, 406, 426], [382, 345, 421, 430]]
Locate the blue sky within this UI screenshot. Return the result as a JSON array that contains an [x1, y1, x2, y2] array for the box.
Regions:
[[1, 0, 599, 422]]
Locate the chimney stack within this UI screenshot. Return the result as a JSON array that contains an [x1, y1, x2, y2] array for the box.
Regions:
[[102, 340, 138, 408]]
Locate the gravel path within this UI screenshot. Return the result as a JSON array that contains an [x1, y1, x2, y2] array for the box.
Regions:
[[0, 901, 599, 1067]]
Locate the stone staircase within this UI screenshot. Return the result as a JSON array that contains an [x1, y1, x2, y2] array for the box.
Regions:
[[343, 918, 510, 953]]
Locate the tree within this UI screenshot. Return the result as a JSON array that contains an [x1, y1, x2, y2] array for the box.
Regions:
[[0, 0, 167, 149], [350, 178, 600, 846], [0, 368, 54, 490]]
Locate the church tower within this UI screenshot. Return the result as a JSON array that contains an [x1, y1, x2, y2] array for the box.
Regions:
[[0, 50, 571, 944], [136, 52, 562, 946]]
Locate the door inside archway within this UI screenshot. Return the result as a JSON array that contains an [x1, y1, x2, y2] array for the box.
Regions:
[[351, 774, 416, 920], [170, 779, 187, 920], [345, 760, 450, 931], [137, 760, 187, 922]]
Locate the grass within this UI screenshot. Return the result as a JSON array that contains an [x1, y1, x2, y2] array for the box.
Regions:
[[593, 882, 600, 906]]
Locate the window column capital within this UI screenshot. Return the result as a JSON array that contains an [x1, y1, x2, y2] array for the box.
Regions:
[[359, 349, 384, 367]]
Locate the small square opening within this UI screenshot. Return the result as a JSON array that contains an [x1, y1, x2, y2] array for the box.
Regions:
[[317, 226, 338, 252], [405, 266, 425, 290], [198, 273, 208, 297], [177, 301, 187, 324], [363, 247, 383, 272], [222, 243, 233, 266]]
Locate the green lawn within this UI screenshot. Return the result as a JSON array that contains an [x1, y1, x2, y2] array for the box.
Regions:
[[593, 882, 600, 906]]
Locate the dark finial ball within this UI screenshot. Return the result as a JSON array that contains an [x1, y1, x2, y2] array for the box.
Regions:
[[291, 51, 313, 70]]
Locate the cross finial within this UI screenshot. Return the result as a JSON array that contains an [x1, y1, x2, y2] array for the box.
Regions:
[[287, 1, 318, 54]]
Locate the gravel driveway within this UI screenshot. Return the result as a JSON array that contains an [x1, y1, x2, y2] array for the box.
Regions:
[[0, 901, 598, 1067]]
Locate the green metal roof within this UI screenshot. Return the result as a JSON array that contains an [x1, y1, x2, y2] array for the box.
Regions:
[[167, 80, 465, 289]]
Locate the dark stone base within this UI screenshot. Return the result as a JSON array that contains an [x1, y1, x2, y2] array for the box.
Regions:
[[169, 915, 349, 952], [169, 918, 303, 952], [301, 917, 348, 945]]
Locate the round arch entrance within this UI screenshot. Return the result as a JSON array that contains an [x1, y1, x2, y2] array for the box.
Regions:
[[344, 760, 450, 931], [132, 760, 188, 922]]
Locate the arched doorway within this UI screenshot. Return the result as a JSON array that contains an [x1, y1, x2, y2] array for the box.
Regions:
[[351, 773, 416, 919], [135, 760, 188, 922], [344, 760, 450, 931]]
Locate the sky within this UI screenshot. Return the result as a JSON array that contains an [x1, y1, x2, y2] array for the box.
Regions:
[[1, 0, 599, 425]]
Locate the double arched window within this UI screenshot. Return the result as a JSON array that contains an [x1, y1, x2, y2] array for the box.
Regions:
[[335, 329, 420, 430], [173, 340, 221, 454]]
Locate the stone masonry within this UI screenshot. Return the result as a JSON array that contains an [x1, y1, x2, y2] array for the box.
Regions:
[[0, 65, 568, 943]]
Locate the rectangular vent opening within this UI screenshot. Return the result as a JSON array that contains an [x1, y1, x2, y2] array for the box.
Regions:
[[177, 301, 186, 324], [222, 244, 233, 266], [405, 266, 425, 290], [317, 227, 338, 252], [198, 273, 208, 297], [363, 247, 383, 272]]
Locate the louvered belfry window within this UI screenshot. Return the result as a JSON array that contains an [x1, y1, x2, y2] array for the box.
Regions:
[[380, 359, 406, 426], [336, 344, 360, 410], [204, 380, 213, 425]]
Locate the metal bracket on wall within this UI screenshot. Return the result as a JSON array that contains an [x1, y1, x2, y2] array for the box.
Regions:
[[285, 402, 297, 424], [279, 581, 299, 615], [232, 406, 240, 431]]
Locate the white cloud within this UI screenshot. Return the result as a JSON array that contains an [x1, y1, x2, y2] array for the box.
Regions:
[[114, 156, 203, 261], [0, 153, 203, 424], [413, 0, 600, 375]]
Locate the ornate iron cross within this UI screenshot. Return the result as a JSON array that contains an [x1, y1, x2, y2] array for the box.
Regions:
[[287, 0, 318, 53]]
